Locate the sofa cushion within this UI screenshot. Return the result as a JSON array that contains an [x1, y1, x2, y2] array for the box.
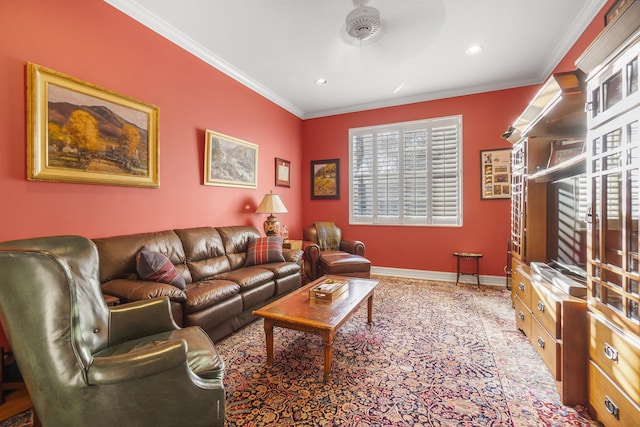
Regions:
[[101, 279, 187, 302], [259, 261, 301, 279], [174, 227, 231, 281], [136, 246, 186, 290], [93, 230, 191, 284], [245, 236, 285, 266], [184, 280, 240, 314], [216, 226, 261, 270], [215, 267, 275, 290]]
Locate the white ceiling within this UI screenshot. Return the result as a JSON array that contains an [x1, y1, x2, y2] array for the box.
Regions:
[[105, 0, 606, 119]]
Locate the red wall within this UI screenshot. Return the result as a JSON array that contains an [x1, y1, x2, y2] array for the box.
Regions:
[[0, 0, 614, 273], [0, 0, 303, 242], [301, 88, 534, 276], [300, 0, 614, 276]]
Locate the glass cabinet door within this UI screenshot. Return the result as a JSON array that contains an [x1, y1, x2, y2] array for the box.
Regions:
[[589, 113, 639, 333], [587, 37, 640, 335], [511, 141, 525, 259]]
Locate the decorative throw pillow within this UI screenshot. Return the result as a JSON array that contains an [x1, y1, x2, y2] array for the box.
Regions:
[[136, 246, 186, 290], [245, 236, 285, 266]]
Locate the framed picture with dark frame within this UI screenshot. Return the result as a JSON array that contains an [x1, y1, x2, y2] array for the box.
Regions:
[[480, 148, 511, 200], [275, 157, 291, 187], [310, 158, 340, 200], [27, 62, 160, 187]]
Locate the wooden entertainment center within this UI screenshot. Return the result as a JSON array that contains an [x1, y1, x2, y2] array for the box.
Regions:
[[507, 3, 640, 425], [506, 69, 590, 406]]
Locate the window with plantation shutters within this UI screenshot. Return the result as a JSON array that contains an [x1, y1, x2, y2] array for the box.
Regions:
[[349, 115, 462, 226]]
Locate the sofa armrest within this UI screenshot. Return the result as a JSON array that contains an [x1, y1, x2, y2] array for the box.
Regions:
[[109, 297, 180, 346], [88, 338, 187, 385], [302, 241, 321, 280], [340, 239, 365, 256], [283, 248, 303, 264], [101, 278, 187, 303]]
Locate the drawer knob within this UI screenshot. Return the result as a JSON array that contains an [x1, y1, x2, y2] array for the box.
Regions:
[[518, 311, 525, 321], [518, 282, 525, 292], [604, 343, 619, 362], [537, 337, 545, 349], [537, 301, 545, 312], [604, 395, 619, 420]]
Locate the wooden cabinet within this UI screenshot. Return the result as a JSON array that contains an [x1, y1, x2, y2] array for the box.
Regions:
[[512, 264, 588, 405], [505, 69, 589, 406], [576, 3, 640, 425]]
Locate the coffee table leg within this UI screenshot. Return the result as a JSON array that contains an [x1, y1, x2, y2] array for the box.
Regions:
[[367, 293, 374, 325], [263, 319, 274, 367], [321, 331, 334, 382]]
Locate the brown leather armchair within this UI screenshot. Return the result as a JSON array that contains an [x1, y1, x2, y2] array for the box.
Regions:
[[302, 222, 371, 281], [0, 236, 225, 427]]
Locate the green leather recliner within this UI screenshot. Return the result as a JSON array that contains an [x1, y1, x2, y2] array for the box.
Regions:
[[0, 235, 225, 427]]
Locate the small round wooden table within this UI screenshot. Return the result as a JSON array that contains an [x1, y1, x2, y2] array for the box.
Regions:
[[453, 252, 483, 286]]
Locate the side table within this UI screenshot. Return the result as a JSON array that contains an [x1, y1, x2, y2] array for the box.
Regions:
[[453, 252, 483, 286]]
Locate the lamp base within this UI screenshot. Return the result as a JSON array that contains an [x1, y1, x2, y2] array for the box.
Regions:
[[263, 215, 280, 236]]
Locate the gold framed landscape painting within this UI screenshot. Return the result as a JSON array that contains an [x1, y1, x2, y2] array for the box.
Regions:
[[27, 62, 159, 187], [204, 129, 258, 188]]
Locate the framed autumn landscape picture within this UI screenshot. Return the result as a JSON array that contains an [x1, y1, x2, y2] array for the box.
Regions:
[[27, 63, 159, 187], [311, 158, 340, 200]]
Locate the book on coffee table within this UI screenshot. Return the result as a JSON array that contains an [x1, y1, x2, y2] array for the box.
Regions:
[[309, 278, 348, 301]]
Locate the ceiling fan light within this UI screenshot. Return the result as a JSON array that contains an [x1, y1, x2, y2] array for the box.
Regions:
[[345, 6, 381, 41]]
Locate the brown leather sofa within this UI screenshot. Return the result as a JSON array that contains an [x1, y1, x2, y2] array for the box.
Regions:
[[93, 225, 303, 342], [302, 222, 370, 281]]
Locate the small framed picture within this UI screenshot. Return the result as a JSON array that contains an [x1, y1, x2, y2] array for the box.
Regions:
[[311, 158, 340, 200], [275, 158, 291, 187], [480, 148, 511, 200]]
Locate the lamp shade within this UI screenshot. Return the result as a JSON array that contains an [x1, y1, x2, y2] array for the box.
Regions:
[[256, 193, 288, 214]]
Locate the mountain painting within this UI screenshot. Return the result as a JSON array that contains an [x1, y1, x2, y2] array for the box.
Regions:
[[28, 63, 159, 187], [205, 130, 258, 188], [47, 83, 149, 175]]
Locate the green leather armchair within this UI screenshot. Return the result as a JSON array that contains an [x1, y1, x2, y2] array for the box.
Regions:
[[0, 236, 225, 427]]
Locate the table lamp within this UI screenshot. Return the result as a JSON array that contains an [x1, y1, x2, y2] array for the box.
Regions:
[[256, 191, 288, 236]]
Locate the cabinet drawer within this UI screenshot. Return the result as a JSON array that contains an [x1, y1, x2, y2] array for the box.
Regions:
[[530, 317, 560, 380], [589, 361, 640, 427], [589, 314, 640, 404], [512, 267, 532, 308], [513, 294, 531, 337], [531, 282, 561, 339]]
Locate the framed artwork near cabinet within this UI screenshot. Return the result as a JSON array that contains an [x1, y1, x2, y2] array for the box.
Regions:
[[480, 148, 511, 200], [27, 62, 159, 187]]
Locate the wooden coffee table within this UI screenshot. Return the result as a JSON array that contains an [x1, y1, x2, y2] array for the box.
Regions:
[[253, 275, 379, 382]]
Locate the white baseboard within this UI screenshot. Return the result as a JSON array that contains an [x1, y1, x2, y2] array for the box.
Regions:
[[371, 266, 508, 287]]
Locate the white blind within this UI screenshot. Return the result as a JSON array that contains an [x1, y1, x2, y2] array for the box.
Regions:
[[350, 116, 462, 226]]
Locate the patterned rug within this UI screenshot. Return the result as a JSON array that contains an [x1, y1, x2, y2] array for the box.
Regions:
[[1, 276, 597, 426]]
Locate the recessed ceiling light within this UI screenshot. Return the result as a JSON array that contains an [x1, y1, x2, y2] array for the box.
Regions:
[[315, 78, 328, 85], [465, 44, 484, 55]]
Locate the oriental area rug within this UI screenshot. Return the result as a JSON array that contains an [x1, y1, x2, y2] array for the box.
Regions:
[[2, 276, 597, 427]]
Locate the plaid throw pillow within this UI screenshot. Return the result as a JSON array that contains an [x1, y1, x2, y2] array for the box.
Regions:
[[136, 246, 186, 290], [245, 236, 285, 266]]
